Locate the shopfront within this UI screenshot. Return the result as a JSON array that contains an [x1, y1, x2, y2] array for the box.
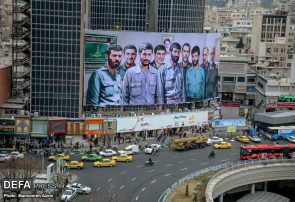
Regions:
[[31, 118, 48, 147], [84, 118, 104, 146], [48, 119, 67, 143], [66, 120, 85, 145], [14, 116, 30, 151], [0, 118, 15, 149]]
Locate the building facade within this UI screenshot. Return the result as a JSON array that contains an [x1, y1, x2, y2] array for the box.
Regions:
[[31, 0, 84, 118]]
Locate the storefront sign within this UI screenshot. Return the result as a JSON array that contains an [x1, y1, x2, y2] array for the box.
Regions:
[[116, 111, 208, 133], [213, 119, 246, 127], [15, 116, 30, 134], [84, 119, 103, 135], [48, 120, 67, 134], [67, 121, 85, 135], [227, 126, 237, 133], [265, 96, 278, 108]]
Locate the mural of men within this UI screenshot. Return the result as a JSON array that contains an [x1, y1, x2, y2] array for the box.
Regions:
[[86, 45, 123, 106], [122, 43, 157, 105], [118, 44, 137, 80], [150, 45, 166, 69], [157, 42, 185, 104], [206, 47, 219, 99], [185, 46, 205, 101], [201, 47, 210, 98]]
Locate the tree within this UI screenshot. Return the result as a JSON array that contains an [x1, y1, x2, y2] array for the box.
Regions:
[[0, 156, 42, 201]]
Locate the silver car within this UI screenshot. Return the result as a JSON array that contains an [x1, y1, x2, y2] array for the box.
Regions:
[[0, 154, 11, 162], [61, 189, 77, 201], [287, 136, 295, 143], [248, 135, 262, 143]]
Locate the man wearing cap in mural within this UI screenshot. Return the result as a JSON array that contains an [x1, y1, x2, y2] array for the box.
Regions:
[[157, 42, 185, 104], [122, 43, 157, 105], [118, 44, 137, 80], [86, 45, 123, 106], [206, 46, 219, 99]]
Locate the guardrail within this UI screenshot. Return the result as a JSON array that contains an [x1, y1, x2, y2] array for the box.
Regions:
[[158, 158, 295, 202]]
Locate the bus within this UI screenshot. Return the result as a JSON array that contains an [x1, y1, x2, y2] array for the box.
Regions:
[[266, 126, 295, 140], [278, 95, 295, 102], [240, 144, 295, 160]]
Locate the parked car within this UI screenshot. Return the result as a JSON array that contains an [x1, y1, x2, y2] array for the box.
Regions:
[[99, 149, 117, 157], [48, 153, 69, 161], [144, 144, 162, 154], [207, 136, 223, 145], [213, 141, 232, 149], [93, 159, 116, 167], [61, 189, 77, 201], [287, 136, 295, 143], [0, 153, 11, 162], [248, 135, 262, 143], [65, 161, 84, 169], [118, 145, 139, 155], [236, 135, 250, 143], [112, 154, 133, 162], [9, 151, 24, 159], [66, 183, 91, 194], [82, 154, 102, 162]]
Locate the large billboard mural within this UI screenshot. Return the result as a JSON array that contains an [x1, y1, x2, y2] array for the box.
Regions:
[[84, 30, 221, 106]]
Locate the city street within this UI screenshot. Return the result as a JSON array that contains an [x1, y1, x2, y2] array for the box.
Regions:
[[54, 140, 248, 202]]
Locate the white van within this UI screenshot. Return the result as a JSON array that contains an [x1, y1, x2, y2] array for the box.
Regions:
[[118, 145, 139, 155]]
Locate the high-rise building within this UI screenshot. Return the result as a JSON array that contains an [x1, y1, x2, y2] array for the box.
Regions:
[[89, 0, 205, 33], [31, 0, 84, 118]]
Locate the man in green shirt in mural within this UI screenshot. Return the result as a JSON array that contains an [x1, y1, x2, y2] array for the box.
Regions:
[[117, 44, 137, 80]]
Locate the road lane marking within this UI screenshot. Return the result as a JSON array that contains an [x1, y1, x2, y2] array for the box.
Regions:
[[154, 160, 159, 163], [230, 153, 238, 155], [201, 162, 208, 165], [171, 156, 177, 158], [191, 152, 198, 155], [181, 167, 188, 171], [121, 171, 127, 174], [190, 158, 197, 161], [141, 187, 146, 192], [96, 187, 101, 192], [120, 185, 125, 190], [107, 178, 112, 182], [164, 173, 171, 177], [178, 161, 184, 164], [131, 177, 137, 181], [148, 169, 155, 173], [135, 196, 139, 201], [220, 159, 229, 162], [166, 164, 173, 167], [137, 165, 143, 168], [150, 179, 157, 184]]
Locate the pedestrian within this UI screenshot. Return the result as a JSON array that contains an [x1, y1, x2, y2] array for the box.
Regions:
[[183, 132, 187, 138]]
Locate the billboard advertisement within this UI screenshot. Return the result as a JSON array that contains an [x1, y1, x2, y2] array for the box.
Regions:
[[116, 111, 209, 133], [84, 30, 221, 106], [212, 119, 246, 128]]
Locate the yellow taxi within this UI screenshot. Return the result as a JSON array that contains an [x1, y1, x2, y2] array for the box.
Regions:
[[93, 159, 116, 167], [112, 154, 133, 162], [65, 161, 84, 169], [48, 153, 70, 161], [213, 141, 232, 149], [236, 135, 250, 143]]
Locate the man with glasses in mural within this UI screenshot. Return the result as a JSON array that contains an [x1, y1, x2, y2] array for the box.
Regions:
[[122, 43, 158, 105], [86, 45, 123, 106], [118, 44, 137, 80], [157, 42, 185, 104], [185, 46, 205, 102]]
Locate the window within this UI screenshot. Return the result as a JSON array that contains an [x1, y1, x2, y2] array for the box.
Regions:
[[247, 77, 256, 83], [246, 86, 255, 92], [223, 77, 235, 82], [238, 77, 245, 82], [258, 82, 264, 89]]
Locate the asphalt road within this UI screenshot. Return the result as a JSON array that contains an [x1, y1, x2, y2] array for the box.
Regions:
[[60, 140, 245, 202]]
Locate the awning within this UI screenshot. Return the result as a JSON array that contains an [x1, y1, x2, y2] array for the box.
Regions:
[[30, 133, 48, 138], [0, 132, 15, 135]]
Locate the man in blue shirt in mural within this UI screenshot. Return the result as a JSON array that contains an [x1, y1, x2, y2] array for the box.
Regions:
[[86, 45, 123, 106], [122, 43, 158, 105], [157, 42, 185, 104], [185, 46, 205, 101], [201, 47, 210, 98]]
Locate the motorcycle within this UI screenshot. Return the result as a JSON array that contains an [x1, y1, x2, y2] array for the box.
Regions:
[[208, 153, 215, 158], [145, 161, 154, 166]]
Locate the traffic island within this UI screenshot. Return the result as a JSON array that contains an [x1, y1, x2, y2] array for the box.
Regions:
[[168, 172, 218, 202]]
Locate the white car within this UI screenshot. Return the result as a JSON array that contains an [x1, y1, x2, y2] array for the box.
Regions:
[[9, 151, 24, 159], [99, 149, 117, 157], [207, 136, 223, 145], [66, 183, 91, 194], [0, 153, 11, 162], [287, 136, 295, 143], [61, 189, 77, 201], [248, 135, 262, 143], [144, 144, 162, 154]]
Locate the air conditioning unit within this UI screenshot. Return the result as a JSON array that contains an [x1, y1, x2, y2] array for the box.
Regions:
[[33, 112, 39, 117], [91, 114, 96, 118]]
